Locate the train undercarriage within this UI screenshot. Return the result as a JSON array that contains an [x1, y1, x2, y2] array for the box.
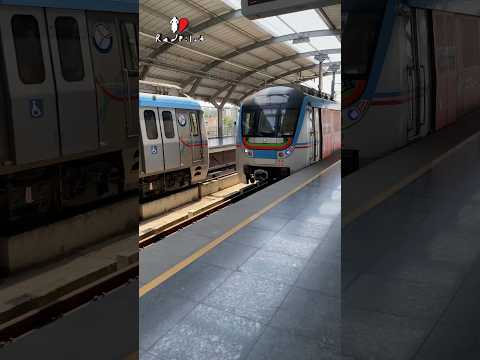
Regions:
[[243, 165, 290, 183], [0, 152, 127, 233]]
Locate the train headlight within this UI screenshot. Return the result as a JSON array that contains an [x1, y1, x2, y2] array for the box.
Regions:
[[283, 146, 295, 158]]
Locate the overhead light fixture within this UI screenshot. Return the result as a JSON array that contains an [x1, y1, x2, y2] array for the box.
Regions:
[[139, 80, 182, 90], [314, 54, 329, 62], [293, 37, 310, 44]]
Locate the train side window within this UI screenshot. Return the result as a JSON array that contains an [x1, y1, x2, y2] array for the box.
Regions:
[[162, 111, 175, 139], [189, 112, 199, 136], [144, 110, 158, 140], [11, 15, 45, 84], [55, 17, 85, 82], [121, 22, 138, 71]]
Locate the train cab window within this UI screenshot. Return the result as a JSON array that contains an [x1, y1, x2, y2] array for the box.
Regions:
[[278, 109, 299, 136], [242, 111, 256, 136], [144, 110, 158, 140], [258, 108, 277, 136], [11, 15, 45, 84], [55, 17, 85, 82], [121, 22, 138, 71], [189, 112, 199, 136], [162, 111, 175, 139]]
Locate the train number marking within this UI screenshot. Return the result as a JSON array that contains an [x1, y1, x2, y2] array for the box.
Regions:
[[151, 145, 158, 155]]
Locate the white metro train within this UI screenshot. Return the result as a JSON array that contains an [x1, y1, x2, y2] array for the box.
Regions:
[[139, 93, 209, 198], [237, 86, 341, 183], [0, 0, 138, 228]]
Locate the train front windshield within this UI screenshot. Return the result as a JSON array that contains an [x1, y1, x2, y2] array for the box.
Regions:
[[242, 107, 299, 137]]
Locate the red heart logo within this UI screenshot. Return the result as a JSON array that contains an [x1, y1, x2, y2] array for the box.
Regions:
[[178, 18, 189, 33]]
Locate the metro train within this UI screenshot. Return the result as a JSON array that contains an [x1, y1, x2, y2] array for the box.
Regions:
[[237, 86, 341, 184], [139, 94, 209, 198], [0, 0, 138, 229], [342, 0, 480, 174]]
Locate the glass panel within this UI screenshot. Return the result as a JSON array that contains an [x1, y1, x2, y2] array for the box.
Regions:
[[162, 111, 175, 139], [189, 112, 199, 136], [242, 111, 256, 136], [55, 17, 85, 82], [242, 107, 299, 137], [342, 8, 383, 77], [222, 107, 238, 137], [258, 108, 277, 136], [278, 109, 299, 136], [121, 22, 138, 71], [11, 15, 45, 84], [144, 110, 158, 140]]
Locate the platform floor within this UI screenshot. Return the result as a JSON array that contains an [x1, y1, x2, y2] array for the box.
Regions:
[[140, 162, 341, 360], [342, 133, 480, 359]]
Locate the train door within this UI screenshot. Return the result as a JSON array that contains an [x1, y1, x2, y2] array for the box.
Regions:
[[189, 111, 204, 162], [432, 11, 457, 129], [45, 9, 98, 155], [0, 7, 60, 164], [159, 109, 181, 170], [313, 108, 321, 161], [0, 33, 10, 164], [117, 14, 139, 138], [321, 108, 334, 158], [307, 107, 316, 164], [86, 12, 127, 148], [140, 107, 164, 174], [406, 8, 433, 140]]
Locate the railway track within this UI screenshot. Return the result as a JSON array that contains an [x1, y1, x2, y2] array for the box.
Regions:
[[139, 180, 269, 248], [140, 164, 237, 204]]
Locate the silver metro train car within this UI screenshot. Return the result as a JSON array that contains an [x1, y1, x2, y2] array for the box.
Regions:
[[139, 94, 209, 198], [342, 0, 480, 173], [237, 86, 341, 184], [0, 0, 138, 228]]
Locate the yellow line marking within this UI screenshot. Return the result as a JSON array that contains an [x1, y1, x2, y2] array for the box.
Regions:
[[343, 130, 480, 226], [140, 160, 339, 297]]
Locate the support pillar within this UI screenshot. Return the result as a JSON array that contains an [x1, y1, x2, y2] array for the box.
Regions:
[[331, 70, 336, 100], [217, 107, 224, 139]]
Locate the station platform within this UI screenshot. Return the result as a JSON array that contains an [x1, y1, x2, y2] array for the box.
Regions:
[[207, 136, 237, 171], [0, 280, 138, 359], [140, 156, 341, 360], [342, 117, 480, 359], [208, 136, 236, 153]]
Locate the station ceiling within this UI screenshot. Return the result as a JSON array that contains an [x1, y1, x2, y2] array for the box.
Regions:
[[139, 0, 341, 106]]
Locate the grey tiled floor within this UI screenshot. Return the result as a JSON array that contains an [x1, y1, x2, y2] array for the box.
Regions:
[[140, 164, 341, 360], [342, 136, 480, 359]]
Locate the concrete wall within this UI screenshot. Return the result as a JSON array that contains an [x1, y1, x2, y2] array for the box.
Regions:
[[0, 198, 138, 274]]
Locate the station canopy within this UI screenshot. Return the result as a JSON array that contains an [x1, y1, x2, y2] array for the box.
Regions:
[[139, 0, 341, 105]]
